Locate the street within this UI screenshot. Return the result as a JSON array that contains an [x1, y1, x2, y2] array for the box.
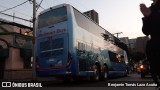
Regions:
[[36, 73, 157, 90]]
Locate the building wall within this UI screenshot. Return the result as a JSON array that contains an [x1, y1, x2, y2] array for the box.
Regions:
[[120, 36, 149, 53], [4, 47, 32, 80], [119, 37, 129, 47], [4, 69, 32, 80], [120, 36, 149, 64], [129, 38, 137, 50], [136, 36, 149, 53], [0, 23, 33, 80], [5, 47, 24, 69], [0, 35, 13, 48], [83, 10, 99, 24], [0, 24, 13, 33], [0, 24, 32, 36]]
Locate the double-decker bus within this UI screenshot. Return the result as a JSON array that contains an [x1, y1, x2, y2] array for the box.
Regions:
[[36, 4, 129, 81]]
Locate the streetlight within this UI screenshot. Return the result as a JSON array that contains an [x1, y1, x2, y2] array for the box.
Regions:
[[113, 32, 123, 38]]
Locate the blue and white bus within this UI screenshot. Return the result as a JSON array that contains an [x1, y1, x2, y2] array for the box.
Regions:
[[36, 4, 129, 81]]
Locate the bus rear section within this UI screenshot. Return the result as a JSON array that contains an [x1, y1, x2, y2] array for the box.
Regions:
[[36, 5, 72, 77], [36, 34, 71, 77]]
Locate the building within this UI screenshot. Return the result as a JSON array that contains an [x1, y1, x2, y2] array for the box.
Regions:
[[0, 19, 33, 80], [83, 10, 99, 24], [136, 36, 149, 53], [119, 37, 130, 47], [120, 36, 149, 53], [128, 38, 137, 51]]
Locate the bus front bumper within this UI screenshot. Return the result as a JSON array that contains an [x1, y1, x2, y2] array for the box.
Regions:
[[36, 68, 72, 77]]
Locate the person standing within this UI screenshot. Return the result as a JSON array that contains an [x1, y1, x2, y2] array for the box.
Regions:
[[140, 0, 160, 89]]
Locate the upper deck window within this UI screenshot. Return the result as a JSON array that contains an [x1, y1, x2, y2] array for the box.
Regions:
[[73, 8, 106, 39], [38, 7, 67, 29]]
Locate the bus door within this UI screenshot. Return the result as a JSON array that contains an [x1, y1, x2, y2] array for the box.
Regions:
[[38, 33, 68, 70]]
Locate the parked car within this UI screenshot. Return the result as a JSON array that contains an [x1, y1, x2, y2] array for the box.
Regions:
[[140, 60, 150, 78]]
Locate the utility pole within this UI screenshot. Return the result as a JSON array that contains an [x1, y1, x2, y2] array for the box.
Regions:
[[13, 13, 15, 22], [32, 0, 36, 81], [113, 32, 123, 38]]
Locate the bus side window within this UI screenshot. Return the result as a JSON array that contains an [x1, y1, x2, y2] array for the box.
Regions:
[[120, 55, 125, 64], [77, 42, 86, 56], [117, 54, 125, 63], [108, 51, 117, 62]]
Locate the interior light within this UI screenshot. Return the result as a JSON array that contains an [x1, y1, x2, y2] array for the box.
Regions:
[[24, 31, 29, 35]]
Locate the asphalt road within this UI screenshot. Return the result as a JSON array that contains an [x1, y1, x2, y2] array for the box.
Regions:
[[0, 73, 157, 90], [37, 73, 157, 90]]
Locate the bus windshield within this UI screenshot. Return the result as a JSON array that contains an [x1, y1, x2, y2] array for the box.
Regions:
[[38, 6, 67, 29]]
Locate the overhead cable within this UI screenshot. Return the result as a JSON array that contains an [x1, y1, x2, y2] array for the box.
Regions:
[[0, 12, 32, 22], [36, 0, 44, 11], [28, 0, 44, 10], [0, 0, 29, 13], [0, 4, 32, 18]]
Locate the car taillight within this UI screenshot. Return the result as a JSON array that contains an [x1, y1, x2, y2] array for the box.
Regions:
[[66, 52, 72, 68], [140, 65, 144, 69]]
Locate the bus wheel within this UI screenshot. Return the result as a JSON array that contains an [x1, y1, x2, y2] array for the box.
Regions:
[[93, 65, 100, 81], [125, 69, 129, 76], [102, 65, 109, 80]]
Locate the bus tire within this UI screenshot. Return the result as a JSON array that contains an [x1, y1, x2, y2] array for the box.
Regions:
[[125, 69, 129, 76], [92, 65, 100, 81]]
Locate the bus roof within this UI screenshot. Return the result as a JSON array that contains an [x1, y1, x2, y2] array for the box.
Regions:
[[39, 3, 69, 15]]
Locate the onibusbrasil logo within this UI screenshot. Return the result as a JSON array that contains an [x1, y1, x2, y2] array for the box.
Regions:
[[1, 82, 42, 87]]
